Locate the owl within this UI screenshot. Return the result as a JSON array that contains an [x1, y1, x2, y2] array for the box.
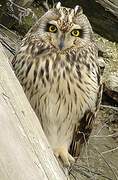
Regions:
[[12, 2, 102, 166]]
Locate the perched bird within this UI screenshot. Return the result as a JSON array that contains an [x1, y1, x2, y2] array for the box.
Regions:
[[12, 2, 102, 166]]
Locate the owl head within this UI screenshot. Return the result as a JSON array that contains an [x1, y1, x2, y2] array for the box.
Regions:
[[29, 2, 93, 51]]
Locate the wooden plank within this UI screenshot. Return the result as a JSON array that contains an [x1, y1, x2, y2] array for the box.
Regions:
[[0, 43, 68, 180], [96, 0, 118, 17]]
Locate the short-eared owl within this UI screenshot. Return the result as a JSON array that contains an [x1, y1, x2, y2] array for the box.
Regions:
[[12, 2, 102, 166]]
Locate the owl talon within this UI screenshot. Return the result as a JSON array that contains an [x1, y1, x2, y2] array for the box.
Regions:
[[54, 146, 75, 167]]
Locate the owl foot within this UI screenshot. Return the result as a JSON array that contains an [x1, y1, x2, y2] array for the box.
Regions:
[[54, 146, 75, 167]]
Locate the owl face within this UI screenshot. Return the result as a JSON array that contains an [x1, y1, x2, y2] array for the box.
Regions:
[[31, 2, 92, 51], [44, 19, 84, 50]]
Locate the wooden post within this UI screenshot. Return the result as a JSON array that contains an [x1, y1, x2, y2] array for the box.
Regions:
[[0, 43, 68, 180]]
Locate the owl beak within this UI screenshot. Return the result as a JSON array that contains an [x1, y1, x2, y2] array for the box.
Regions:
[[58, 35, 65, 50]]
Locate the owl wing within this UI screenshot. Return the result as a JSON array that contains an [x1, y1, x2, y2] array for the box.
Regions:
[[69, 82, 103, 157]]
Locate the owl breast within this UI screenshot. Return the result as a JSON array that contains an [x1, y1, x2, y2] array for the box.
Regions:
[[14, 45, 99, 150]]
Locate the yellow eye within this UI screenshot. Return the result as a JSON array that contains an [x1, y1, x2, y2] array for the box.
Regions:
[[71, 29, 80, 37], [48, 25, 57, 33]]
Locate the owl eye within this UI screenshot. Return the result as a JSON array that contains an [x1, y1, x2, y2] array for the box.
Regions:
[[48, 24, 57, 33], [71, 29, 80, 37]]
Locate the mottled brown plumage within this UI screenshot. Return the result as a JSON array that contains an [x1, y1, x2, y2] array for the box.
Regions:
[[12, 2, 102, 166]]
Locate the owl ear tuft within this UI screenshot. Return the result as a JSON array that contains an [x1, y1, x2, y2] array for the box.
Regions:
[[56, 2, 61, 10], [74, 5, 79, 14], [74, 5, 83, 14]]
